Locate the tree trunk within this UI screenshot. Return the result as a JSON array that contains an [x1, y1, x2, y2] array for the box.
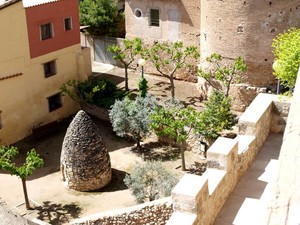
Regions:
[[170, 76, 175, 99], [21, 178, 31, 210], [180, 144, 186, 171], [125, 65, 129, 91]]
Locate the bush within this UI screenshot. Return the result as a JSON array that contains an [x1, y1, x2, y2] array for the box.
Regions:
[[272, 28, 300, 90], [61, 79, 127, 109], [124, 161, 178, 203], [196, 91, 237, 144], [109, 94, 157, 149]]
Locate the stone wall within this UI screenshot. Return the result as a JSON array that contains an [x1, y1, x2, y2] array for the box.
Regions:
[[266, 67, 300, 224], [167, 93, 290, 225], [71, 197, 173, 225], [0, 199, 47, 225]]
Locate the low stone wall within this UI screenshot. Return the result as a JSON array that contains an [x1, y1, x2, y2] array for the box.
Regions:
[[167, 93, 290, 225], [80, 103, 110, 121], [71, 197, 173, 225], [0, 199, 48, 225]]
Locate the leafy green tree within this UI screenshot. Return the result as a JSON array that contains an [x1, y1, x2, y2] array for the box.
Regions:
[[79, 0, 119, 35], [109, 94, 157, 149], [0, 146, 44, 209], [150, 100, 200, 170], [107, 38, 143, 91], [147, 41, 200, 99], [195, 91, 237, 146], [124, 161, 178, 203], [198, 53, 247, 96], [272, 28, 300, 90]]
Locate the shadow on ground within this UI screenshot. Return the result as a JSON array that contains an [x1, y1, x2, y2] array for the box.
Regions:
[[35, 201, 82, 225], [132, 141, 181, 161], [99, 168, 129, 192]]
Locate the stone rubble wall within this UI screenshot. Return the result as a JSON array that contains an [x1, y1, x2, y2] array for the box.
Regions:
[[167, 93, 290, 225], [71, 197, 173, 225]]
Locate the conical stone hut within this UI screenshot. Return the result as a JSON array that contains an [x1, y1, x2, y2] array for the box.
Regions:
[[60, 110, 111, 191]]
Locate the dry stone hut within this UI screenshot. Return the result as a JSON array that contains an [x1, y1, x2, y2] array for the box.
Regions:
[[61, 110, 111, 191]]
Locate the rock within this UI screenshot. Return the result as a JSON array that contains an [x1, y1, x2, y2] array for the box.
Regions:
[[60, 110, 111, 191]]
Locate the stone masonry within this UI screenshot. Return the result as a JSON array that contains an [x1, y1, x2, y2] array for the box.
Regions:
[[61, 110, 112, 191]]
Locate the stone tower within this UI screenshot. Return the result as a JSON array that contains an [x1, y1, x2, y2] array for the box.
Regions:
[[199, 0, 300, 110], [61, 110, 112, 191]]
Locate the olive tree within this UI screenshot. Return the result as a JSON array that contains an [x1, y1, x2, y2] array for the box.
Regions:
[[147, 41, 200, 99], [109, 94, 157, 150], [107, 38, 143, 91], [198, 53, 247, 96], [272, 28, 300, 90], [0, 146, 43, 209], [124, 161, 178, 203]]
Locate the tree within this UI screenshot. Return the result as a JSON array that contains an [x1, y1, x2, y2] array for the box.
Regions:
[[138, 76, 148, 98], [150, 100, 200, 171], [109, 94, 157, 149], [147, 41, 200, 99], [124, 161, 178, 203], [272, 28, 300, 90], [0, 146, 44, 209], [195, 91, 237, 146], [198, 53, 247, 96], [107, 38, 143, 91], [79, 0, 119, 35]]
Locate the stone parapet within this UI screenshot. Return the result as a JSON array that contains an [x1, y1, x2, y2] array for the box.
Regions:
[[167, 93, 290, 225]]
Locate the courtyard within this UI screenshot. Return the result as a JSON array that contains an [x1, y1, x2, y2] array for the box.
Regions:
[[0, 66, 207, 224]]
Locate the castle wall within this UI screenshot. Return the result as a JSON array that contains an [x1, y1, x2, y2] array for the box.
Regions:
[[199, 0, 300, 110]]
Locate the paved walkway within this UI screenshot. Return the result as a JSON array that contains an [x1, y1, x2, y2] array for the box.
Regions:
[[214, 133, 283, 225]]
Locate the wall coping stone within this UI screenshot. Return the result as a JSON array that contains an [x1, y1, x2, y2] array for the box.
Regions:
[[235, 135, 255, 154], [202, 169, 226, 195]]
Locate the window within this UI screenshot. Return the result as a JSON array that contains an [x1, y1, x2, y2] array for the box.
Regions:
[[40, 23, 53, 40], [43, 60, 56, 78], [64, 17, 72, 31], [48, 93, 62, 112], [0, 111, 2, 129], [134, 9, 142, 18], [150, 9, 159, 27]]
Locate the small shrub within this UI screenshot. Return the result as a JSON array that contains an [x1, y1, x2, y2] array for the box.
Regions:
[[124, 161, 178, 203], [61, 79, 127, 109]]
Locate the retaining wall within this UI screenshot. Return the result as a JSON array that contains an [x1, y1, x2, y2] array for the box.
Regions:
[[71, 197, 173, 225]]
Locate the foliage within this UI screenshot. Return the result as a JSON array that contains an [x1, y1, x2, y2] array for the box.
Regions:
[[109, 94, 157, 149], [195, 91, 237, 142], [150, 100, 200, 170], [61, 79, 126, 109], [198, 53, 247, 96], [0, 146, 44, 209], [147, 41, 200, 98], [272, 28, 300, 90], [79, 0, 122, 36], [124, 161, 178, 203], [138, 77, 148, 98], [107, 38, 144, 91]]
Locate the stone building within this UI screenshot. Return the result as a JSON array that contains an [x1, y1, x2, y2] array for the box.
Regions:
[[61, 110, 112, 191], [125, 0, 300, 110], [60, 110, 112, 191]]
